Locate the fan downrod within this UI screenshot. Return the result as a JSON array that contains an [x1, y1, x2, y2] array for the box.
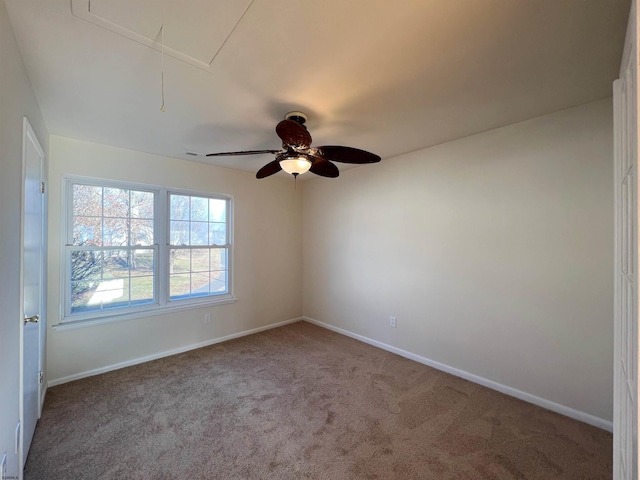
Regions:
[[285, 111, 307, 126]]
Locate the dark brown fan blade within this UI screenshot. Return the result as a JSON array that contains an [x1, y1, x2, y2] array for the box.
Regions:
[[256, 160, 282, 179], [316, 146, 381, 164], [309, 156, 339, 178], [206, 149, 282, 157], [276, 120, 312, 148]]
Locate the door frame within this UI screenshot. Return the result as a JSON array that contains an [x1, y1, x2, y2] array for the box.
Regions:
[[613, 1, 639, 478]]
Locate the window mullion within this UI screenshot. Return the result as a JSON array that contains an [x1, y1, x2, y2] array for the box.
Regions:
[[157, 187, 168, 307]]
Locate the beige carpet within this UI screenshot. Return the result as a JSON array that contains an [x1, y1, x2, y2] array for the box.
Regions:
[[25, 321, 612, 479]]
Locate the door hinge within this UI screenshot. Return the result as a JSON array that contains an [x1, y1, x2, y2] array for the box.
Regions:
[[41, 181, 45, 194], [38, 371, 43, 384]]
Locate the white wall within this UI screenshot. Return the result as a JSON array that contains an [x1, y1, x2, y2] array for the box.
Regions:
[[303, 99, 614, 424], [0, 0, 49, 476], [46, 136, 303, 383]]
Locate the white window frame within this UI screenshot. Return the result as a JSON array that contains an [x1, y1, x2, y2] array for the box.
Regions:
[[166, 189, 232, 303], [57, 176, 235, 328]]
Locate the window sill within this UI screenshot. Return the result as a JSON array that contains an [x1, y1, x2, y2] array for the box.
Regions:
[[51, 296, 238, 331]]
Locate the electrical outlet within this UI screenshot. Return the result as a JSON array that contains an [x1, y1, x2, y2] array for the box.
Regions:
[[203, 313, 212, 324], [389, 316, 397, 328]]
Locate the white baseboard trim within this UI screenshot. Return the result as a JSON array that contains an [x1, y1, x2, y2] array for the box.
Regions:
[[48, 317, 303, 388], [303, 316, 613, 432]]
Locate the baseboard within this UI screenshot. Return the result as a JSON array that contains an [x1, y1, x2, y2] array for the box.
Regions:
[[47, 317, 303, 387], [303, 316, 613, 432]]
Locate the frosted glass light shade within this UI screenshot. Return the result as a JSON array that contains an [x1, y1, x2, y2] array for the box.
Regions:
[[279, 157, 312, 175]]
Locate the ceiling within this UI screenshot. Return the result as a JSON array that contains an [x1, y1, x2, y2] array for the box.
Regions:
[[4, 0, 630, 178]]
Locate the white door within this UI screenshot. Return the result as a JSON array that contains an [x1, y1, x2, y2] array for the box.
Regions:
[[20, 117, 45, 469], [614, 1, 639, 478]]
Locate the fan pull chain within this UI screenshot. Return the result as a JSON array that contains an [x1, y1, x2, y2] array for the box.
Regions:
[[160, 24, 166, 112]]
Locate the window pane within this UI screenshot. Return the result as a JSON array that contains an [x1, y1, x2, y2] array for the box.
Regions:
[[191, 272, 211, 296], [130, 276, 154, 303], [170, 221, 189, 245], [190, 222, 208, 245], [170, 249, 190, 273], [190, 197, 208, 221], [103, 188, 129, 217], [103, 217, 128, 246], [131, 191, 153, 219], [71, 277, 128, 313], [103, 250, 129, 279], [169, 194, 227, 248], [210, 248, 227, 271], [70, 250, 105, 312], [210, 270, 227, 293], [170, 273, 191, 298], [209, 223, 226, 245], [71, 282, 95, 313], [73, 185, 102, 217], [209, 199, 226, 222], [71, 250, 103, 282], [93, 278, 128, 308], [130, 219, 153, 246], [191, 249, 209, 272], [170, 195, 190, 220], [130, 249, 154, 275], [167, 246, 228, 300], [73, 216, 102, 246], [73, 185, 154, 249], [70, 246, 157, 314]]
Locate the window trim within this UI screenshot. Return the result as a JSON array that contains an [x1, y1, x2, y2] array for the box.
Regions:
[[56, 175, 236, 328]]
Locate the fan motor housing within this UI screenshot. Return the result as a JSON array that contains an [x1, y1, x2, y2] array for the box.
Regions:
[[285, 111, 307, 125]]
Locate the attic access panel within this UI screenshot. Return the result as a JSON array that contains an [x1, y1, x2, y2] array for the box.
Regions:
[[71, 0, 253, 72]]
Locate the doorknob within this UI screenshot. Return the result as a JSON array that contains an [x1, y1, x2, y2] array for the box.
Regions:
[[24, 314, 39, 324]]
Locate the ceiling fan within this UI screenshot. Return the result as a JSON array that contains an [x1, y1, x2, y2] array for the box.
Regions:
[[206, 112, 381, 179]]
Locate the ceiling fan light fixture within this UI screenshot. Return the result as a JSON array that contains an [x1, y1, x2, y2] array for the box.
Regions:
[[207, 112, 380, 179], [279, 156, 312, 176]]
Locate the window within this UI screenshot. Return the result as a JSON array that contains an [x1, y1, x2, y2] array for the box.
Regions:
[[63, 177, 233, 324], [168, 194, 229, 300], [68, 184, 156, 315]]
